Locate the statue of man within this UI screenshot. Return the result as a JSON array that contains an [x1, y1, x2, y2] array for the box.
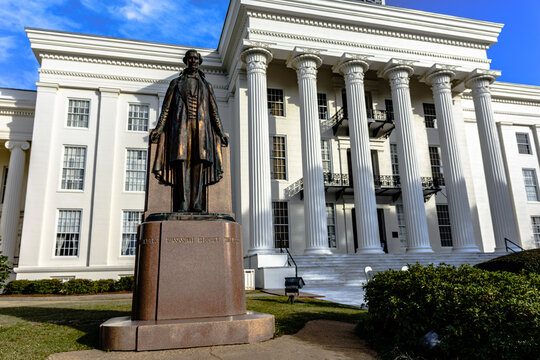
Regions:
[[150, 49, 229, 212]]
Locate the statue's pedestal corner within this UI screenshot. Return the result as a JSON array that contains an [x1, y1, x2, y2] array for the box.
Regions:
[[100, 311, 275, 351]]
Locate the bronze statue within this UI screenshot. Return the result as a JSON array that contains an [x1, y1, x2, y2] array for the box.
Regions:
[[150, 50, 229, 212]]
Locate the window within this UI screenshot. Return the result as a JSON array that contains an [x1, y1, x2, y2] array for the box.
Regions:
[[272, 201, 289, 248], [67, 99, 90, 128], [1, 167, 7, 203], [516, 133, 532, 154], [423, 103, 437, 128], [390, 143, 399, 177], [523, 169, 539, 201], [436, 204, 453, 247], [429, 146, 445, 186], [321, 140, 332, 173], [121, 211, 143, 256], [317, 93, 328, 120], [326, 203, 337, 248], [55, 210, 81, 256], [61, 146, 86, 190], [128, 104, 149, 132], [271, 136, 287, 180], [396, 204, 407, 249], [125, 149, 147, 191], [267, 89, 284, 116], [385, 99, 394, 121], [531, 217, 540, 247]]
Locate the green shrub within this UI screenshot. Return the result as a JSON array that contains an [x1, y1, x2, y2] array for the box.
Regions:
[[0, 237, 12, 288], [475, 248, 540, 274], [3, 279, 32, 294], [361, 264, 540, 360], [63, 279, 97, 295], [95, 279, 115, 293], [26, 279, 63, 294], [113, 276, 134, 292]]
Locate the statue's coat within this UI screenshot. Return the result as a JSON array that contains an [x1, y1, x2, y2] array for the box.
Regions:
[[152, 70, 225, 188]]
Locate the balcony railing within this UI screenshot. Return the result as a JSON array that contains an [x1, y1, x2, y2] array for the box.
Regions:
[[284, 173, 443, 199], [321, 107, 395, 138]]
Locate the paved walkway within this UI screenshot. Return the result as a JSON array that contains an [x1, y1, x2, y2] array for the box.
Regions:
[[302, 285, 367, 308], [48, 320, 377, 360]]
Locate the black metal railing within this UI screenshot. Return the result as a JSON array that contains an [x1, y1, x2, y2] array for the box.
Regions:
[[280, 247, 298, 277], [284, 173, 442, 198], [504, 238, 524, 253], [367, 109, 393, 122]]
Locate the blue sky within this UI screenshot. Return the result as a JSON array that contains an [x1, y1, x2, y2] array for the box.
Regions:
[[0, 0, 538, 90]]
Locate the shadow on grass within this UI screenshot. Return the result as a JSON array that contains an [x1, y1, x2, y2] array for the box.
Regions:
[[0, 306, 130, 348], [246, 296, 368, 336]]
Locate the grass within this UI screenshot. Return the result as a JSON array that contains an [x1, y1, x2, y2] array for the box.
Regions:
[[0, 294, 367, 360]]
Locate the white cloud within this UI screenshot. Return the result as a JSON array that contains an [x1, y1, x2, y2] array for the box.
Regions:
[[0, 36, 16, 61], [0, 0, 78, 31]]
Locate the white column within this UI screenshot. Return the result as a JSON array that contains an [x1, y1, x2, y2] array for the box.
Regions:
[[0, 141, 30, 263], [466, 69, 518, 252], [288, 52, 330, 254], [380, 60, 432, 253], [335, 55, 382, 254], [241, 47, 275, 255], [425, 66, 478, 252]]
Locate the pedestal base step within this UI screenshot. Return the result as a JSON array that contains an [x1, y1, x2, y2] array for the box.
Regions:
[[100, 311, 275, 351]]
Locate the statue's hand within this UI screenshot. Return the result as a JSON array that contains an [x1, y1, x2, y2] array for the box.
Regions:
[[150, 130, 160, 143], [221, 135, 229, 147]]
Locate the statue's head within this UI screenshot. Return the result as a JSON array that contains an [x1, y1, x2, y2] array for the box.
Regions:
[[183, 49, 203, 71]]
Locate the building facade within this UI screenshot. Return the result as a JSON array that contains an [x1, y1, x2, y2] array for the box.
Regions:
[[0, 0, 539, 280]]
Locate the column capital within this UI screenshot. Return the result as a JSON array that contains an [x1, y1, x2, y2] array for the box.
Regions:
[[423, 64, 457, 87], [378, 58, 415, 80], [286, 47, 323, 71], [99, 87, 121, 96], [465, 69, 501, 89], [5, 141, 29, 151], [35, 82, 59, 93], [333, 54, 369, 83], [241, 47, 273, 65]]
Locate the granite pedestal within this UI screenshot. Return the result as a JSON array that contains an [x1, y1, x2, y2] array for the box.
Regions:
[[100, 144, 274, 351]]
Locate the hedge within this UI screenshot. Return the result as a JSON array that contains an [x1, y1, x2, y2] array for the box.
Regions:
[[360, 264, 540, 360], [475, 248, 540, 274], [2, 276, 134, 295]]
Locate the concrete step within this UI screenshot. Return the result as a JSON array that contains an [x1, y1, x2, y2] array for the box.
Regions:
[[292, 253, 501, 287]]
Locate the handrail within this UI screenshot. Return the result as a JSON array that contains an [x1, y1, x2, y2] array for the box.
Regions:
[[280, 247, 298, 277], [504, 238, 524, 253]]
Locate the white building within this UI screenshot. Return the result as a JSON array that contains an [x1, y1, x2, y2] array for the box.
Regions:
[[1, 0, 539, 280]]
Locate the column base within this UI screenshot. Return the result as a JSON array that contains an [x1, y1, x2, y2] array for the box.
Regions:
[[453, 245, 480, 253], [356, 248, 385, 255], [304, 248, 333, 255], [406, 247, 434, 254], [247, 248, 277, 256], [493, 246, 508, 253]]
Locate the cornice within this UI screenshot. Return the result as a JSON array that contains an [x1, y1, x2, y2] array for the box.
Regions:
[[463, 108, 540, 121], [247, 29, 491, 65], [39, 53, 227, 75], [247, 11, 490, 49], [39, 69, 228, 89], [40, 69, 172, 84], [461, 94, 540, 107], [0, 108, 35, 117]]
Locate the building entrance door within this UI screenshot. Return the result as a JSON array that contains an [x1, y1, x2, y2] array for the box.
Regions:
[[377, 209, 388, 253], [351, 207, 358, 253]]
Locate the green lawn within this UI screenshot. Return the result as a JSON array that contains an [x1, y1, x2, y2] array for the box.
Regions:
[[0, 295, 366, 360]]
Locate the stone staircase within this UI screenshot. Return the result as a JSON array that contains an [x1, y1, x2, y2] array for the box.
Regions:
[[294, 253, 502, 287]]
